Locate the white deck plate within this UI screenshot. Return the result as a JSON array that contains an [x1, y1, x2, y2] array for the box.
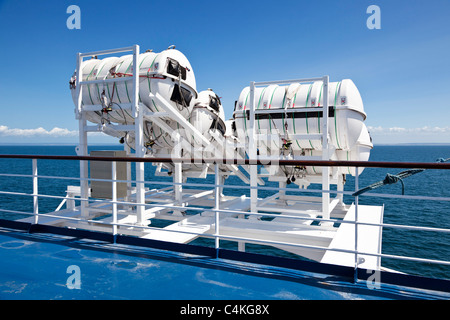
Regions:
[[219, 217, 336, 261], [321, 204, 384, 270], [18, 207, 81, 226], [142, 214, 215, 243], [143, 196, 251, 244]]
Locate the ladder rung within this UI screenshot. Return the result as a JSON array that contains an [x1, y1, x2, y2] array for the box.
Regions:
[[80, 46, 136, 58]]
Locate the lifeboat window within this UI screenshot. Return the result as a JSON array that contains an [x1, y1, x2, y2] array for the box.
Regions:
[[170, 84, 193, 106], [210, 118, 226, 135], [167, 58, 187, 80], [209, 95, 220, 112]]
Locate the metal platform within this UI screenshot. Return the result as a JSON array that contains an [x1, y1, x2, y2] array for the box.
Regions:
[[18, 185, 384, 272]]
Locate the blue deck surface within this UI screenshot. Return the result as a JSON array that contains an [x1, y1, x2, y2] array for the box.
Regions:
[[0, 227, 448, 300]]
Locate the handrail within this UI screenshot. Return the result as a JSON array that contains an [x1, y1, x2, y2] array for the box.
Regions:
[[0, 154, 449, 283], [1, 188, 449, 233], [1, 154, 450, 169], [1, 171, 450, 203]]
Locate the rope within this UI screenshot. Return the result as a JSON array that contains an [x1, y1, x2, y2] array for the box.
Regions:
[[352, 157, 449, 197]]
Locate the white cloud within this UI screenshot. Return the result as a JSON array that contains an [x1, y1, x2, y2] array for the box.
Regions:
[[0, 124, 448, 145], [0, 125, 78, 137], [367, 126, 450, 144], [0, 125, 117, 144], [367, 126, 450, 134]]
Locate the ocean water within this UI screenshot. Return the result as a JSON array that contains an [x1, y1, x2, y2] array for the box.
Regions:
[[0, 144, 449, 280]]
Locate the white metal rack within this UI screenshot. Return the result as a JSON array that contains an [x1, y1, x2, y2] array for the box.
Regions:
[[247, 76, 333, 222], [73, 45, 251, 224], [68, 45, 369, 269], [73, 45, 339, 231], [74, 45, 146, 225]]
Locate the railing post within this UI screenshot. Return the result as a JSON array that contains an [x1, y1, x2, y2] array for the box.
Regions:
[[321, 75, 330, 223], [78, 114, 89, 220], [75, 52, 83, 119], [124, 143, 132, 202], [75, 50, 89, 221], [132, 45, 145, 226], [214, 163, 220, 257], [354, 166, 359, 283], [249, 81, 258, 218], [112, 161, 118, 240], [32, 159, 39, 224]]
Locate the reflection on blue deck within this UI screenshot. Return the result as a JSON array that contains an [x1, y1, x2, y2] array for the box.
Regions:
[[0, 227, 448, 300]]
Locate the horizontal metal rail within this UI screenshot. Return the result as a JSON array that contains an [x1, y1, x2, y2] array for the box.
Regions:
[[2, 206, 449, 268], [2, 187, 449, 236], [79, 45, 136, 57], [2, 171, 450, 204]]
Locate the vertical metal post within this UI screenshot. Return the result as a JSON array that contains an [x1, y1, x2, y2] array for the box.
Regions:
[[66, 190, 75, 211], [124, 143, 131, 202], [173, 161, 183, 215], [132, 45, 145, 225], [75, 52, 83, 119], [278, 181, 286, 201], [75, 51, 89, 221], [132, 44, 140, 118], [78, 115, 89, 220], [249, 81, 258, 217], [32, 159, 39, 224], [112, 161, 118, 239], [321, 76, 330, 222], [173, 134, 183, 211], [214, 163, 220, 256], [337, 174, 344, 204], [77, 62, 89, 221], [354, 166, 359, 282]]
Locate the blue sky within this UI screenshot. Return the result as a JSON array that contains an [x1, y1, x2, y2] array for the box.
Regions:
[[0, 0, 449, 144]]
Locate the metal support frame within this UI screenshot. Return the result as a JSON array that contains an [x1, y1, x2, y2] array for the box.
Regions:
[[321, 76, 330, 222], [173, 162, 183, 215], [248, 76, 332, 222], [77, 115, 89, 219], [74, 45, 144, 223], [70, 51, 357, 268], [75, 51, 89, 220], [249, 82, 258, 216], [131, 45, 146, 226]]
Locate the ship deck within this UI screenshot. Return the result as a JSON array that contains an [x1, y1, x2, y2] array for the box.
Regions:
[[0, 224, 448, 301]]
